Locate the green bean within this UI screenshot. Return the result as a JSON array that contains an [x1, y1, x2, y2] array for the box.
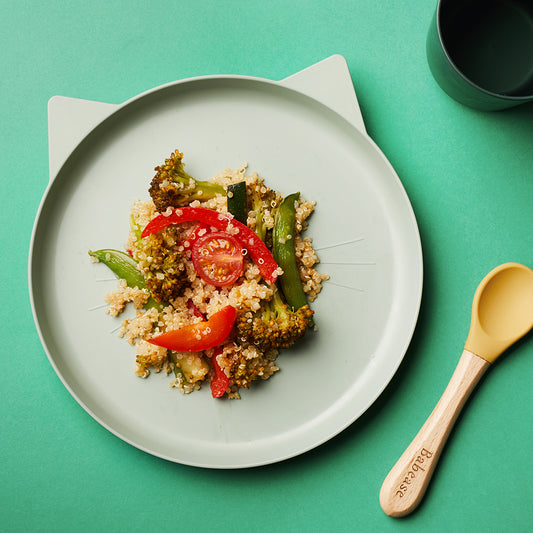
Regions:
[[88, 249, 162, 310], [272, 193, 312, 321]]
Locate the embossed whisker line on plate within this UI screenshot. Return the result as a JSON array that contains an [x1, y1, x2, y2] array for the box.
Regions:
[[109, 324, 122, 334], [96, 277, 117, 282], [314, 237, 364, 251], [326, 281, 364, 292], [88, 303, 109, 311], [320, 261, 376, 265]]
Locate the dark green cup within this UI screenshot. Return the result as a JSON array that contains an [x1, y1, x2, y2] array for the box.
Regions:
[[427, 0, 533, 110]]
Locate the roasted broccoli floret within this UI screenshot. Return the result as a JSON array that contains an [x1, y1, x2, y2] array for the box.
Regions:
[[134, 340, 168, 376], [247, 180, 281, 243], [216, 343, 277, 390], [134, 226, 188, 302], [236, 287, 314, 352], [149, 149, 225, 211]]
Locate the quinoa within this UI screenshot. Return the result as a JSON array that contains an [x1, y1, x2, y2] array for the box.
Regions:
[[93, 159, 327, 398], [294, 234, 330, 302], [104, 279, 150, 317]]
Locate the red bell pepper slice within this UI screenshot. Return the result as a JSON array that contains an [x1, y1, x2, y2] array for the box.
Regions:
[[147, 305, 236, 352], [210, 346, 230, 398], [141, 206, 279, 284], [186, 299, 206, 320]]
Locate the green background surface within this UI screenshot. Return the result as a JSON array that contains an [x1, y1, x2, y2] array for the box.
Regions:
[[3, 1, 533, 531]]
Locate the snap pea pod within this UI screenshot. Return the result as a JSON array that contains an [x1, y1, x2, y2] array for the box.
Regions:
[[88, 249, 162, 310], [272, 193, 312, 323]]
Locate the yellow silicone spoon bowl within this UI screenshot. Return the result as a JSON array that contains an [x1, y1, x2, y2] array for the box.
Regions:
[[380, 262, 533, 517]]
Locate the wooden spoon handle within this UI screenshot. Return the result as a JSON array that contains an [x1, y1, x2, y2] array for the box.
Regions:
[[379, 350, 490, 517]]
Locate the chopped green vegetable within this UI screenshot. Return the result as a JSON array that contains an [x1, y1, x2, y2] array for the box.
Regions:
[[88, 249, 162, 310], [248, 181, 279, 242], [169, 352, 210, 384], [226, 181, 248, 224], [272, 193, 311, 323]]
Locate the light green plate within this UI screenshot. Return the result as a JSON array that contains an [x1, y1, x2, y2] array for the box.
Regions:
[[29, 55, 423, 468]]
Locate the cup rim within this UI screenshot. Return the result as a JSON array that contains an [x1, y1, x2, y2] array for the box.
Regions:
[[436, 0, 533, 102]]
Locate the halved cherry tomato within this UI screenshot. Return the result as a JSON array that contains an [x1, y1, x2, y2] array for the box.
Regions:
[[182, 302, 229, 398], [147, 305, 236, 352], [210, 346, 229, 398], [141, 206, 279, 284], [191, 231, 244, 286]]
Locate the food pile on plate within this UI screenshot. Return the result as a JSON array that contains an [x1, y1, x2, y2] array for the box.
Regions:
[[90, 149, 328, 398]]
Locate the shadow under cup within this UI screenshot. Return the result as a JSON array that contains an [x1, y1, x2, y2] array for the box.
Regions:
[[427, 0, 533, 110]]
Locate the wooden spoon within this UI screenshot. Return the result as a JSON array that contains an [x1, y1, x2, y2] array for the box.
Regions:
[[380, 262, 533, 517]]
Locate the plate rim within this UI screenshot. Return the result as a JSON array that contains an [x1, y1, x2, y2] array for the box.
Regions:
[[29, 72, 423, 468]]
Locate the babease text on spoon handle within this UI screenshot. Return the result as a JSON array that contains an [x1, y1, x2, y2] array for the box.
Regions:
[[379, 350, 490, 517]]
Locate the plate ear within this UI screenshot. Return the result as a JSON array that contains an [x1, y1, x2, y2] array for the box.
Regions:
[[278, 54, 366, 134], [47, 95, 118, 180]]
